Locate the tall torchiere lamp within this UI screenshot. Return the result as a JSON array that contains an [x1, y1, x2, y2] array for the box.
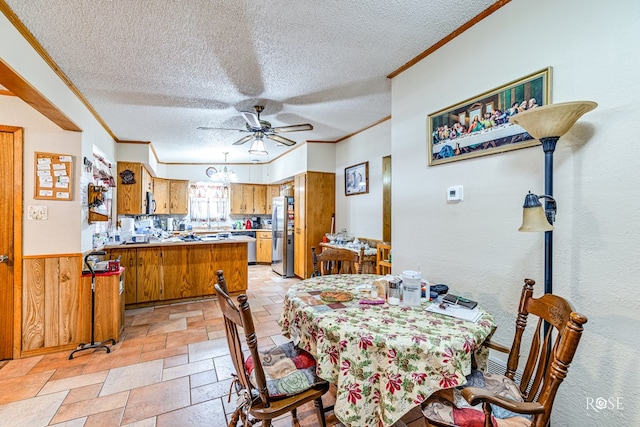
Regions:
[[510, 101, 597, 295]]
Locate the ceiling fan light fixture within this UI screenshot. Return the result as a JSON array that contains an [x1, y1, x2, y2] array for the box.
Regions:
[[249, 138, 268, 155]]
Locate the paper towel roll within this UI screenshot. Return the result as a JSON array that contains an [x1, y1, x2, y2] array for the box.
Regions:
[[121, 218, 135, 238]]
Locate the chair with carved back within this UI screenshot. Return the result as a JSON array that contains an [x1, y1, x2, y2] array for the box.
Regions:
[[422, 278, 588, 427], [311, 246, 363, 276], [214, 270, 330, 427]]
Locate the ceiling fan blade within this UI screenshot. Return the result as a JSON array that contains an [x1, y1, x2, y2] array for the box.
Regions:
[[197, 126, 248, 132], [232, 135, 255, 145], [267, 134, 297, 146], [241, 111, 262, 129], [272, 123, 313, 133]]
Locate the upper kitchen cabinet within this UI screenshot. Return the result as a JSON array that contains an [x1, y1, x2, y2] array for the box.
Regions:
[[117, 162, 153, 215], [153, 178, 170, 214], [230, 184, 267, 215], [169, 180, 189, 215], [266, 184, 281, 214], [151, 178, 188, 215], [293, 171, 335, 279]]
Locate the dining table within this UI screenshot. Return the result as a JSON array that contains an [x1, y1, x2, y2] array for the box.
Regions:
[[279, 274, 496, 427]]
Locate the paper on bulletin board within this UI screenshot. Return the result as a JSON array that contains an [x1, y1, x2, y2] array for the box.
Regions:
[[34, 152, 74, 200]]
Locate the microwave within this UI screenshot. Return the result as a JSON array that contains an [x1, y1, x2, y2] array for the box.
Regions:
[[145, 191, 156, 214]]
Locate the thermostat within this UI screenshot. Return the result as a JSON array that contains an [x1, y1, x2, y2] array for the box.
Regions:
[[447, 185, 463, 201]]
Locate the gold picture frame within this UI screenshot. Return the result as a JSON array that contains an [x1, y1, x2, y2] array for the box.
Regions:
[[428, 67, 551, 166]]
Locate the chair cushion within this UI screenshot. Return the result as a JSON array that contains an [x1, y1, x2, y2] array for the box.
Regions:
[[422, 370, 533, 427], [244, 341, 323, 398]]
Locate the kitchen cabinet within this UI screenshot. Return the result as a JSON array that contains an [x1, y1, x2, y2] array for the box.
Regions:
[[253, 185, 267, 214], [266, 184, 280, 214], [107, 241, 247, 306], [117, 162, 153, 215], [136, 246, 162, 302], [293, 172, 335, 279], [108, 248, 137, 304], [230, 184, 267, 215], [153, 178, 188, 215], [256, 230, 273, 263], [153, 178, 170, 214], [170, 180, 189, 214], [161, 244, 214, 299]]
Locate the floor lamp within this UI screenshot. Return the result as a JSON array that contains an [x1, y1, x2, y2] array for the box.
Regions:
[[510, 101, 597, 295]]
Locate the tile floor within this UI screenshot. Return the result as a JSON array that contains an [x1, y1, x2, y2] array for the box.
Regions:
[[0, 265, 425, 427]]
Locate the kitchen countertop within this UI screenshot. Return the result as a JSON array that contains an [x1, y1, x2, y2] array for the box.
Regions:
[[183, 228, 270, 233], [103, 236, 252, 250]]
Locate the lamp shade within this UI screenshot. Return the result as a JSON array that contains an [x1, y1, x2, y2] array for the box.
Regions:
[[249, 138, 268, 155], [518, 192, 554, 232], [509, 101, 597, 139]]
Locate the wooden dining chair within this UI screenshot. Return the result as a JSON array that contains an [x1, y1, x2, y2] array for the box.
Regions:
[[311, 246, 363, 276], [422, 278, 588, 427], [214, 270, 330, 427]]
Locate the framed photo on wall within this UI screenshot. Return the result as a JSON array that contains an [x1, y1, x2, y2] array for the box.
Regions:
[[345, 161, 369, 196], [428, 67, 551, 166]]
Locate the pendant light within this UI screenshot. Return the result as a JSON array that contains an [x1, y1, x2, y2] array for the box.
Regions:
[[206, 152, 238, 182]]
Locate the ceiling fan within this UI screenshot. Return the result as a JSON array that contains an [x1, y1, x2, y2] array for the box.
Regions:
[[198, 106, 313, 152]]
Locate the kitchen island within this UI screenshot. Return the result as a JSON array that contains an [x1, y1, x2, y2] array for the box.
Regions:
[[105, 238, 248, 307]]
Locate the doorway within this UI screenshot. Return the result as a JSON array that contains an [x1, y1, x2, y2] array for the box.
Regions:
[[382, 155, 391, 243], [0, 125, 23, 360]]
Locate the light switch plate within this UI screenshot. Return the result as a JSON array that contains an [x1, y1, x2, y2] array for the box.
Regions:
[[28, 205, 48, 220], [447, 185, 463, 201]]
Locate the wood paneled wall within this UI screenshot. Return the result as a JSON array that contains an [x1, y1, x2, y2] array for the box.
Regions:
[[22, 255, 83, 354]]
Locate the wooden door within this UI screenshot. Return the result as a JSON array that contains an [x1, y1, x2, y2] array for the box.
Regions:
[[253, 185, 267, 214], [293, 173, 306, 278], [137, 247, 162, 302], [117, 162, 143, 214], [161, 245, 189, 300], [256, 231, 272, 263], [153, 178, 170, 214], [0, 126, 22, 360], [266, 185, 280, 214], [169, 180, 189, 214], [382, 155, 392, 243], [304, 172, 335, 277], [230, 183, 245, 214], [109, 248, 137, 304]]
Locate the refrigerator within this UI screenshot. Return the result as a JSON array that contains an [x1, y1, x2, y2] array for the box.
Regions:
[[272, 196, 294, 277]]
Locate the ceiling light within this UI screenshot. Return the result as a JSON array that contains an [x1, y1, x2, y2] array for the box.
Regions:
[[249, 136, 268, 155], [206, 152, 238, 182]]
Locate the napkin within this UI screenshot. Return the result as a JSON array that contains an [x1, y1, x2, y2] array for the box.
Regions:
[[426, 303, 483, 323]]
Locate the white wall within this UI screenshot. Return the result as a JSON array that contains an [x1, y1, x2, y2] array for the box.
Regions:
[[387, 0, 639, 424], [1, 11, 117, 254], [335, 120, 391, 240]]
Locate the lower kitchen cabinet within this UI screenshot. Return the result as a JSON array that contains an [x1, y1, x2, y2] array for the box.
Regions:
[[109, 248, 137, 304], [256, 230, 272, 263], [161, 245, 215, 300], [137, 246, 162, 302], [108, 241, 247, 306]]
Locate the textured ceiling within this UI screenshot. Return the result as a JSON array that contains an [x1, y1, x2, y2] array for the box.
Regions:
[[5, 0, 495, 164]]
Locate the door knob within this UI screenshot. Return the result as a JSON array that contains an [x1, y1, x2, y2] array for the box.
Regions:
[[0, 255, 9, 263]]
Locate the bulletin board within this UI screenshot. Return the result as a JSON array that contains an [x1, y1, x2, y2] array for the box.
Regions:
[[34, 151, 74, 200]]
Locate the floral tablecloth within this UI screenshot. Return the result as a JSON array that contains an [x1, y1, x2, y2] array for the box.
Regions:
[[279, 274, 496, 427]]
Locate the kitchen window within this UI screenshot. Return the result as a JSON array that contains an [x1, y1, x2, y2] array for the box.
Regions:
[[189, 183, 229, 227]]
